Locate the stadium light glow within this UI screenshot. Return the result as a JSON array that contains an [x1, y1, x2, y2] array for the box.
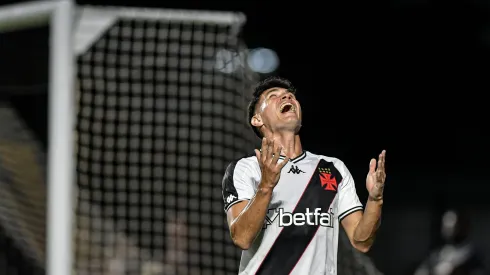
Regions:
[[247, 47, 279, 74], [214, 47, 280, 74]]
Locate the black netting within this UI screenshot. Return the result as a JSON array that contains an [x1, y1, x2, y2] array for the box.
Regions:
[[0, 6, 384, 275], [0, 106, 46, 275], [0, 22, 48, 275], [75, 16, 256, 275]]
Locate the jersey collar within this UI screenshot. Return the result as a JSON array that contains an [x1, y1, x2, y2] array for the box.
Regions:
[[279, 151, 306, 164]]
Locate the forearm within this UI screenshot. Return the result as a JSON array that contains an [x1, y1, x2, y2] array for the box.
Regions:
[[230, 186, 273, 249], [353, 198, 383, 249]]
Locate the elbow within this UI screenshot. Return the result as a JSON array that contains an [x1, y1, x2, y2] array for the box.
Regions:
[[230, 224, 253, 250], [233, 238, 252, 250], [354, 244, 371, 253], [352, 241, 372, 253]]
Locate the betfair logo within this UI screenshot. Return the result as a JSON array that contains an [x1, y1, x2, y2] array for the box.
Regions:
[[263, 208, 334, 228]]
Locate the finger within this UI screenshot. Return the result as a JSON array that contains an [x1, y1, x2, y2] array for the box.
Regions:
[[263, 138, 270, 161], [271, 146, 282, 164], [261, 138, 267, 162], [377, 152, 386, 182], [377, 154, 383, 172], [261, 137, 267, 150], [378, 150, 386, 172], [267, 139, 274, 162], [369, 158, 376, 173], [255, 149, 261, 161], [278, 155, 290, 169]]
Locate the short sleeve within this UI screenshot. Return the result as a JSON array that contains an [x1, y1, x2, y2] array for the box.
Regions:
[[222, 159, 255, 213], [337, 163, 363, 221]]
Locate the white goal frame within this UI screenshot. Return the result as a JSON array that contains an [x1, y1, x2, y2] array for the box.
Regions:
[[0, 1, 75, 275], [0, 1, 247, 274], [74, 5, 245, 56]]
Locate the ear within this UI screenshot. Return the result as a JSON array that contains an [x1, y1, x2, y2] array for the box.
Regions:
[[251, 114, 263, 128]]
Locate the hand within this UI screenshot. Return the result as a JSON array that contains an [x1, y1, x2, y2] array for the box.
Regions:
[[255, 137, 290, 189], [366, 150, 386, 201]]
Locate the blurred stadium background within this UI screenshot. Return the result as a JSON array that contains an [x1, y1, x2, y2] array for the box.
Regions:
[[0, 0, 489, 275]]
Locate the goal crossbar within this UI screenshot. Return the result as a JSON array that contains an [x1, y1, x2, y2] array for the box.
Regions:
[[81, 5, 246, 25], [0, 0, 58, 32], [0, 1, 248, 275], [74, 6, 246, 55]]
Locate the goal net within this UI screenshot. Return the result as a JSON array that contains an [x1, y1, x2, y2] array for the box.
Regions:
[[0, 106, 47, 275], [0, 2, 384, 275], [74, 5, 385, 274], [74, 5, 256, 275]]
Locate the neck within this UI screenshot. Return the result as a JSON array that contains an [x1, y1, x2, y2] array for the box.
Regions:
[[266, 132, 303, 159]]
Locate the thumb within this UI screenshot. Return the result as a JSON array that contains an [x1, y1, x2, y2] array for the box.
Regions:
[[255, 149, 261, 160], [369, 158, 376, 173]]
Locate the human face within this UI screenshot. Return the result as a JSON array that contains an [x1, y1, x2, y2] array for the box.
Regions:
[[254, 87, 302, 134]]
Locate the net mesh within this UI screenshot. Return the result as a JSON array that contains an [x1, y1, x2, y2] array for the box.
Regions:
[[0, 21, 48, 275], [74, 11, 384, 274], [0, 106, 46, 275], [75, 13, 256, 275], [0, 5, 384, 275]]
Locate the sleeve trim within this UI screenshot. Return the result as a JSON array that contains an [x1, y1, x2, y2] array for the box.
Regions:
[[338, 206, 363, 221], [224, 199, 250, 213]]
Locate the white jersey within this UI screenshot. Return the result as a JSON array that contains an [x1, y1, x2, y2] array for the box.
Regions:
[[222, 151, 363, 275]]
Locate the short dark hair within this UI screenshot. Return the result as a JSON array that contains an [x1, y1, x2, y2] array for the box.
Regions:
[[247, 76, 296, 138]]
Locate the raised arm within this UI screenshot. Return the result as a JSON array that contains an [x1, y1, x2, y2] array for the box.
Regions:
[[223, 138, 289, 250], [340, 150, 386, 253]]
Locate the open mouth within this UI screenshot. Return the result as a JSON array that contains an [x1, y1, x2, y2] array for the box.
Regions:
[[280, 103, 296, 113]]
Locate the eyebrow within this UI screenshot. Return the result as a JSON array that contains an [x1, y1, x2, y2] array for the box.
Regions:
[[264, 88, 280, 97], [265, 88, 295, 98]]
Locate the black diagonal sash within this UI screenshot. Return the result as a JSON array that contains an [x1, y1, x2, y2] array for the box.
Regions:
[[255, 159, 343, 275]]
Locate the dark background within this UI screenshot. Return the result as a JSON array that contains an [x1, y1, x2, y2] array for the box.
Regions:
[[1, 0, 490, 274]]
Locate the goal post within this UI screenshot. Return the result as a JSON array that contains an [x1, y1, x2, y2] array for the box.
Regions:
[[0, 1, 256, 274], [0, 1, 76, 275], [74, 5, 256, 275], [0, 1, 386, 275]]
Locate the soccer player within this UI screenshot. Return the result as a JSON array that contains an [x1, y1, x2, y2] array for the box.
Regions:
[[221, 76, 386, 275], [414, 209, 488, 275]]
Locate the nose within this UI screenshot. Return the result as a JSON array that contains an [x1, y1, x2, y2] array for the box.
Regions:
[[281, 93, 292, 100]]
